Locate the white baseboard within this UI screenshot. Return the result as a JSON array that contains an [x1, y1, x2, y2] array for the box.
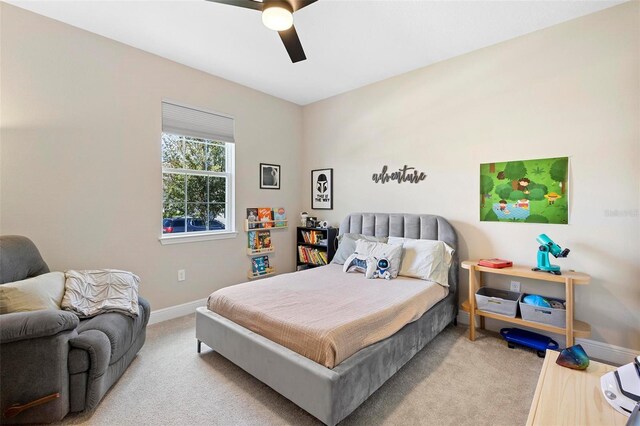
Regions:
[[574, 338, 638, 366], [456, 311, 637, 366], [148, 298, 207, 325]]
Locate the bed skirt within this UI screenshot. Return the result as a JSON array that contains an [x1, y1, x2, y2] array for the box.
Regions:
[[195, 292, 457, 425]]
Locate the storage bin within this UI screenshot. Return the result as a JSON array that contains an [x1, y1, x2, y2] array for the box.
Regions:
[[519, 294, 566, 328], [475, 287, 521, 318]]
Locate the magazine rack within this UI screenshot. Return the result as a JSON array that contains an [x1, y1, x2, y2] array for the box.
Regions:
[[245, 209, 289, 279], [247, 267, 275, 280], [244, 219, 288, 232]]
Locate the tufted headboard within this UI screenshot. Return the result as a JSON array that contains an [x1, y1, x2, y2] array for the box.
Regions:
[[338, 213, 459, 295]]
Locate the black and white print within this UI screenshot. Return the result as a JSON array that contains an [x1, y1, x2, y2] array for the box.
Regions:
[[311, 168, 333, 210], [260, 163, 280, 190]]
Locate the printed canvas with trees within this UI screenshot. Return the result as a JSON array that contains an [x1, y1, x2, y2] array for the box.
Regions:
[[480, 157, 568, 224]]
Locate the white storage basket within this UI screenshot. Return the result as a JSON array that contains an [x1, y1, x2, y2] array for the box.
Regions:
[[475, 287, 521, 318]]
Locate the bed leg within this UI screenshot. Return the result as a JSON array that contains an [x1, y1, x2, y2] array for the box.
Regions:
[[197, 340, 202, 354]]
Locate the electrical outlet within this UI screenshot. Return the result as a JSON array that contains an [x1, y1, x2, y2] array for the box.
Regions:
[[178, 269, 186, 282], [510, 280, 521, 292]]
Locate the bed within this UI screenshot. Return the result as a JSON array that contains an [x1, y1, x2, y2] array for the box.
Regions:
[[195, 213, 459, 425]]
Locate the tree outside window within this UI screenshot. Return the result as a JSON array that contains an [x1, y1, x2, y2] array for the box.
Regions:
[[161, 133, 233, 234]]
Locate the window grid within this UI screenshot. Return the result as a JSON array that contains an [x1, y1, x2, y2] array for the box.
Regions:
[[161, 132, 234, 236]]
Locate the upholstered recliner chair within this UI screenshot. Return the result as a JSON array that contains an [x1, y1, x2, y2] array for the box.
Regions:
[[0, 236, 150, 423]]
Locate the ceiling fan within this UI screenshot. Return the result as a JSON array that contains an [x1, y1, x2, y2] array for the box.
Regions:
[[206, 0, 318, 63]]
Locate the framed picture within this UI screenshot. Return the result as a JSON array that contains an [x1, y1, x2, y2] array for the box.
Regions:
[[311, 168, 333, 210], [479, 157, 569, 224], [260, 163, 280, 190]]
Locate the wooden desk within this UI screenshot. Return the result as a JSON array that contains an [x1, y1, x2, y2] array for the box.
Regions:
[[527, 350, 627, 426]]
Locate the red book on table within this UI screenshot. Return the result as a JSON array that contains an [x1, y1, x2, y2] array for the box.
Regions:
[[478, 258, 513, 268]]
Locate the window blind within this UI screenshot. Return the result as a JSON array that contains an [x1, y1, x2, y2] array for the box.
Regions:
[[162, 101, 235, 143]]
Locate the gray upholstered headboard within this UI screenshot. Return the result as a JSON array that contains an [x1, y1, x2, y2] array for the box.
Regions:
[[338, 213, 459, 295]]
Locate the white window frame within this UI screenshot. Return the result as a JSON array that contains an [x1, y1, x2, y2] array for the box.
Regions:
[[159, 107, 237, 245]]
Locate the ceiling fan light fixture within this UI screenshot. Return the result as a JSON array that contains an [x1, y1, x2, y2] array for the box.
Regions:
[[262, 5, 293, 31]]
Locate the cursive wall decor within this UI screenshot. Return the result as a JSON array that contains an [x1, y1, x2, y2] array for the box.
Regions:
[[372, 165, 427, 184]]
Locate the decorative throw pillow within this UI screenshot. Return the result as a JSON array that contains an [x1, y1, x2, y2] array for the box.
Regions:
[[343, 253, 376, 277], [365, 257, 392, 280], [62, 269, 140, 318], [387, 237, 454, 286], [331, 233, 388, 265], [0, 272, 65, 314], [354, 240, 403, 279]]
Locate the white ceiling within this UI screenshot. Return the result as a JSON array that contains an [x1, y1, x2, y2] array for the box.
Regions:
[[7, 0, 625, 105]]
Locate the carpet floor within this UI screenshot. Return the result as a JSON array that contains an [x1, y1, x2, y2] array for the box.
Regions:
[[60, 314, 543, 425]]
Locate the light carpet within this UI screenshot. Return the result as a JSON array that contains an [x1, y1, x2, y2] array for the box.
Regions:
[[59, 314, 543, 425]]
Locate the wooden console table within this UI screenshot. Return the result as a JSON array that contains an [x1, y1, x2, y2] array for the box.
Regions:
[[461, 260, 591, 346], [527, 350, 626, 425]]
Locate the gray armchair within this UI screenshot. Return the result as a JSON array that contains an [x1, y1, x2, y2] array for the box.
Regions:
[[0, 236, 150, 423]]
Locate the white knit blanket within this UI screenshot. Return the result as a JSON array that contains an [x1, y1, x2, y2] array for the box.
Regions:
[[62, 269, 139, 318]]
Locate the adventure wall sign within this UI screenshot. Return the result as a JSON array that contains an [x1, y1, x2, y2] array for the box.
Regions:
[[372, 165, 427, 184]]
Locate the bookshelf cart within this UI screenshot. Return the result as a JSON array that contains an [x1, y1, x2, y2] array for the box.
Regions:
[[245, 218, 287, 280], [460, 260, 591, 346], [296, 226, 338, 270]]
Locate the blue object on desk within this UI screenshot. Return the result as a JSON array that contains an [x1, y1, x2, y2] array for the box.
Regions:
[[500, 327, 559, 358]]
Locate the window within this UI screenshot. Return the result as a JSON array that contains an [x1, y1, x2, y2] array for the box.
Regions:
[[160, 102, 235, 243]]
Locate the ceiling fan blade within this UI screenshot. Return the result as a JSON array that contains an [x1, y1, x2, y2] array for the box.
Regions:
[[288, 0, 318, 12], [205, 0, 264, 12], [278, 25, 306, 63]]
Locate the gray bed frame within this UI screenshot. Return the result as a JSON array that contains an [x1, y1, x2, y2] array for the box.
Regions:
[[195, 213, 458, 425]]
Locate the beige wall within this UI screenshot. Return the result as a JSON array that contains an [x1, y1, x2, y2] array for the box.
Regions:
[[302, 2, 639, 350], [1, 2, 638, 350], [0, 4, 303, 310]]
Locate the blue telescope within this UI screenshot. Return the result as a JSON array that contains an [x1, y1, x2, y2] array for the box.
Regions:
[[532, 234, 570, 275]]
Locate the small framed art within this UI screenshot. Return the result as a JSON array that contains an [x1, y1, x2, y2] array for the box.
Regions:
[[260, 163, 280, 190], [311, 168, 333, 210]]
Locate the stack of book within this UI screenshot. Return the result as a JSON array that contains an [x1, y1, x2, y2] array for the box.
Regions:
[[298, 246, 328, 265], [300, 230, 323, 245]]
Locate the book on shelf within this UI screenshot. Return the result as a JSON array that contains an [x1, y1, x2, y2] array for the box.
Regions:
[[258, 208, 273, 228], [248, 230, 271, 251], [246, 208, 259, 229], [273, 207, 286, 227], [257, 231, 272, 250], [478, 258, 513, 269], [300, 230, 323, 245], [297, 245, 328, 266], [248, 231, 257, 250], [251, 255, 270, 274]]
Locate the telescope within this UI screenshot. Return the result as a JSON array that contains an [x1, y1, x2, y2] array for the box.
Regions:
[[532, 234, 570, 276]]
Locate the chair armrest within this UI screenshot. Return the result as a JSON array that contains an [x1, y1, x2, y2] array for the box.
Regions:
[[0, 311, 77, 423], [69, 330, 111, 379], [0, 310, 79, 344], [138, 296, 151, 324]]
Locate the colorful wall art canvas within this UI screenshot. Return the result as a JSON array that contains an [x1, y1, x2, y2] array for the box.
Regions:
[[480, 157, 569, 224]]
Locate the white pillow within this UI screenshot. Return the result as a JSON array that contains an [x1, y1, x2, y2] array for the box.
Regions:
[[387, 237, 454, 286], [0, 272, 66, 314], [354, 240, 403, 279], [331, 233, 388, 265], [343, 253, 376, 276]]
